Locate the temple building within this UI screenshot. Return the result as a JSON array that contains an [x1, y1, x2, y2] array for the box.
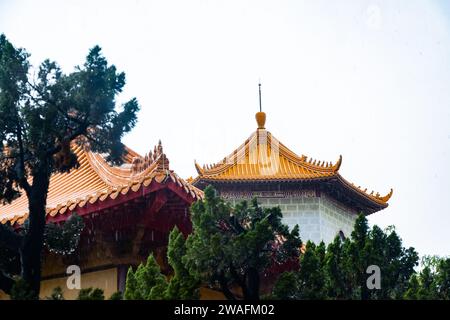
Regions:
[[192, 111, 393, 244], [0, 110, 393, 300], [0, 141, 203, 299]]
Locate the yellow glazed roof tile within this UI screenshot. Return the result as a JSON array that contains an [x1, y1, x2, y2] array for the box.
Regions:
[[194, 130, 341, 181], [0, 141, 203, 225], [193, 112, 392, 208]]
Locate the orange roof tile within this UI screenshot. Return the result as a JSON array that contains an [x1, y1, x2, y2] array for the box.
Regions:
[[194, 131, 341, 181], [0, 141, 203, 225], [193, 112, 392, 210]]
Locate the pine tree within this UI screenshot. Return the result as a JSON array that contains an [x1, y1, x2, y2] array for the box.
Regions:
[[404, 274, 420, 299], [124, 267, 140, 300], [296, 241, 326, 299], [417, 263, 437, 299], [271, 271, 298, 300], [405, 255, 450, 300], [324, 236, 348, 299], [124, 229, 201, 300], [166, 227, 200, 299], [183, 185, 301, 300], [134, 255, 168, 300], [349, 214, 371, 299], [435, 258, 450, 299], [9, 278, 35, 300], [108, 291, 123, 300], [124, 254, 169, 300], [0, 34, 139, 298], [272, 214, 421, 300], [46, 286, 65, 300], [77, 288, 105, 300]]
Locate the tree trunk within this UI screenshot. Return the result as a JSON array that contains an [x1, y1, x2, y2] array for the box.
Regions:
[[218, 271, 236, 300], [20, 169, 50, 299], [360, 278, 369, 300], [244, 267, 260, 300]]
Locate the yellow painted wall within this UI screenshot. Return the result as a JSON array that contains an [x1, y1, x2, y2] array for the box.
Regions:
[[1, 277, 234, 300], [40, 267, 118, 300], [1, 268, 118, 300], [199, 287, 226, 300], [0, 290, 9, 300]]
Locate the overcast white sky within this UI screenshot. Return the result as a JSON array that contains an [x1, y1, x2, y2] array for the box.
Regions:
[[1, 0, 449, 257]]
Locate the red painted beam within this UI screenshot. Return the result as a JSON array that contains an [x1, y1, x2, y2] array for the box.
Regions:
[[47, 181, 168, 223]]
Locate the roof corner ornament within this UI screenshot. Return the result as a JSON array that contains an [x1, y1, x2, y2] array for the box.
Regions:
[[194, 160, 204, 175], [157, 139, 163, 155], [131, 156, 143, 174], [131, 140, 170, 174], [378, 188, 393, 202], [332, 155, 343, 171], [155, 140, 169, 171]]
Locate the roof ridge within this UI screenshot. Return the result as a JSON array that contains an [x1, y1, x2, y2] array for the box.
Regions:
[[194, 129, 341, 177], [0, 141, 202, 226], [84, 140, 171, 187], [192, 127, 392, 211]]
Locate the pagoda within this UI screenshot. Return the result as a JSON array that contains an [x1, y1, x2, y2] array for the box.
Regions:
[[0, 140, 202, 299], [192, 111, 393, 245]]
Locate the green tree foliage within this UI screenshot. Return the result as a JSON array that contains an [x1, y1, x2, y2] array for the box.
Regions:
[[272, 214, 421, 300], [271, 271, 298, 300], [404, 274, 421, 300], [124, 266, 139, 300], [324, 236, 351, 298], [43, 213, 84, 255], [124, 187, 300, 300], [77, 287, 105, 300], [134, 255, 168, 300], [272, 242, 327, 300], [108, 291, 123, 300], [296, 241, 326, 299], [435, 258, 450, 299], [46, 286, 64, 300], [404, 255, 450, 300], [9, 277, 35, 300], [44, 286, 121, 300], [183, 185, 302, 300], [0, 34, 139, 298], [1, 213, 84, 284], [124, 227, 200, 300], [124, 254, 167, 300], [0, 234, 20, 277], [166, 227, 200, 299]]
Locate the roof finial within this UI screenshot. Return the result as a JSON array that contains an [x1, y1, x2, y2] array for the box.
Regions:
[[258, 81, 262, 112], [255, 81, 266, 129]]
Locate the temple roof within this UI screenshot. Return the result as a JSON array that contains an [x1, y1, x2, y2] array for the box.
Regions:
[[0, 141, 203, 225], [192, 112, 392, 214]]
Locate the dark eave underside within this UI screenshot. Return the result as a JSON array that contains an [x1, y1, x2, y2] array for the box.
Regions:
[[193, 177, 387, 215]]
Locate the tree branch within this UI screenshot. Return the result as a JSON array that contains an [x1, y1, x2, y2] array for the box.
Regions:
[[27, 80, 87, 127], [45, 123, 88, 156], [27, 80, 90, 156], [16, 122, 31, 196], [230, 264, 248, 298]]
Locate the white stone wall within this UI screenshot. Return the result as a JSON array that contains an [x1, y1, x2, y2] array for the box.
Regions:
[[225, 193, 357, 245], [317, 195, 357, 244]]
